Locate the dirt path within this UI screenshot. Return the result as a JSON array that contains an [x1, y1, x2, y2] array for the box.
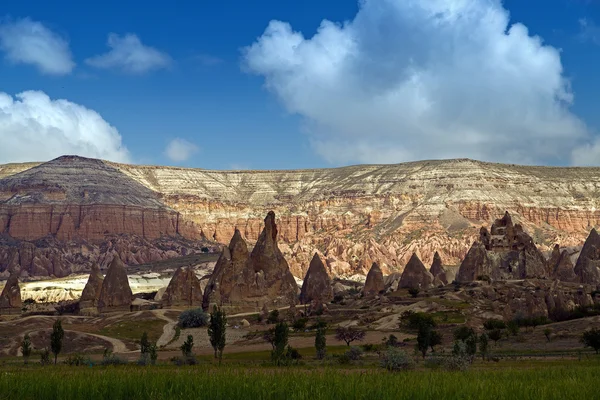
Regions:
[[154, 309, 178, 347], [14, 329, 129, 356]]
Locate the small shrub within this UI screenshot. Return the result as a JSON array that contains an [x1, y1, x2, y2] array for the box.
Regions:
[[544, 328, 552, 342], [385, 334, 399, 347], [581, 328, 600, 353], [337, 353, 351, 365], [65, 354, 88, 366], [40, 348, 51, 366], [380, 348, 415, 371], [400, 311, 436, 330], [424, 355, 445, 369], [346, 346, 363, 361], [408, 288, 420, 298], [180, 335, 194, 357], [170, 356, 198, 366], [101, 354, 127, 366], [483, 319, 506, 330], [292, 318, 308, 332], [267, 310, 280, 324], [178, 309, 209, 328]]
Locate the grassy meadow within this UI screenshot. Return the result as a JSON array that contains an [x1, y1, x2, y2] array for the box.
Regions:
[[0, 360, 598, 400]]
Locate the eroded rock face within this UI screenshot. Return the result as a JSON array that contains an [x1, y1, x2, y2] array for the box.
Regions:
[[456, 212, 549, 282], [574, 229, 600, 284], [161, 266, 203, 307], [300, 253, 333, 304], [79, 263, 104, 309], [98, 256, 132, 311], [203, 212, 298, 311], [363, 262, 385, 296], [0, 271, 21, 309], [429, 251, 449, 285], [549, 245, 577, 282], [399, 253, 434, 289]]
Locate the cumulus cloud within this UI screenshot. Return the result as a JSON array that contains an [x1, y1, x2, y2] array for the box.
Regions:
[[0, 17, 75, 75], [165, 138, 199, 162], [579, 18, 600, 45], [86, 33, 171, 74], [243, 0, 596, 166], [0, 91, 130, 163]]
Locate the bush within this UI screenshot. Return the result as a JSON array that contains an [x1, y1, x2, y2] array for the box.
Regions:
[[65, 354, 89, 366], [384, 334, 400, 348], [408, 288, 420, 298], [483, 319, 506, 330], [292, 318, 308, 332], [267, 310, 280, 324], [40, 348, 51, 366], [380, 348, 415, 371], [581, 328, 600, 354], [346, 346, 363, 361], [101, 354, 128, 366], [448, 341, 471, 371], [424, 355, 446, 369], [170, 356, 198, 366], [178, 309, 209, 328], [400, 311, 436, 330]]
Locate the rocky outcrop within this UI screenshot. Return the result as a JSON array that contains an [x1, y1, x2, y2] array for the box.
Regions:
[[161, 266, 203, 307], [549, 245, 577, 282], [456, 212, 549, 282], [399, 253, 434, 289], [456, 241, 493, 282], [300, 253, 333, 304], [574, 229, 600, 284], [97, 256, 133, 311], [363, 263, 385, 296], [6, 157, 600, 280], [429, 251, 449, 285], [0, 271, 21, 310], [79, 263, 104, 309], [203, 212, 298, 311]]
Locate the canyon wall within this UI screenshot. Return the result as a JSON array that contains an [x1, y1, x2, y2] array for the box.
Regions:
[[3, 157, 600, 279]]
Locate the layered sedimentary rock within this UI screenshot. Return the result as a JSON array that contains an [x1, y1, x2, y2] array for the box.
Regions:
[[5, 157, 600, 279], [363, 262, 385, 296], [300, 253, 333, 304], [97, 256, 133, 311], [203, 212, 298, 311], [0, 156, 210, 277], [573, 229, 600, 284], [79, 263, 104, 309], [456, 212, 549, 282], [0, 272, 21, 310], [399, 253, 434, 289], [161, 266, 203, 307]]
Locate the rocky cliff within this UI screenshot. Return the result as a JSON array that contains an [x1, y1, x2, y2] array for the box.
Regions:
[[4, 157, 600, 279]]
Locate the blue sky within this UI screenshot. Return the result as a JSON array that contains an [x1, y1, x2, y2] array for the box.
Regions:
[[0, 0, 599, 169]]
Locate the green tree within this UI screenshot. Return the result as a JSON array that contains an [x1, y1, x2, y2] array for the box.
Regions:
[[429, 330, 442, 352], [208, 306, 227, 363], [50, 319, 64, 365], [267, 309, 280, 324], [335, 326, 366, 346], [180, 335, 194, 357], [149, 343, 158, 365], [315, 325, 327, 360], [488, 329, 503, 346], [416, 323, 432, 358], [453, 326, 476, 342], [21, 334, 32, 364], [582, 328, 600, 354], [507, 320, 520, 336], [271, 321, 289, 365], [479, 333, 489, 361], [140, 332, 150, 355]]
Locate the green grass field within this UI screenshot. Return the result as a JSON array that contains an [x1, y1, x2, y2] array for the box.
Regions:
[[0, 360, 598, 400]]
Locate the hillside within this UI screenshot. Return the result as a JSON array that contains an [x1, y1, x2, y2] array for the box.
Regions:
[[2, 156, 600, 278]]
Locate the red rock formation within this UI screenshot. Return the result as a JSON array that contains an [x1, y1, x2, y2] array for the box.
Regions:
[[363, 262, 385, 296], [203, 212, 298, 311], [456, 242, 493, 283], [399, 253, 434, 289], [0, 271, 21, 310], [97, 255, 133, 311], [161, 266, 203, 307], [300, 253, 333, 304], [79, 262, 104, 309], [574, 229, 600, 284]]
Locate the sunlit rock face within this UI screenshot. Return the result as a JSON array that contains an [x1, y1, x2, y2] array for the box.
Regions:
[[4, 157, 600, 280]]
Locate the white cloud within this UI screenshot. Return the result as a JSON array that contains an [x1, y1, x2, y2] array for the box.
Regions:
[[0, 17, 75, 75], [243, 0, 596, 166], [86, 33, 171, 74], [165, 138, 199, 162], [0, 91, 130, 163], [579, 18, 600, 45]]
